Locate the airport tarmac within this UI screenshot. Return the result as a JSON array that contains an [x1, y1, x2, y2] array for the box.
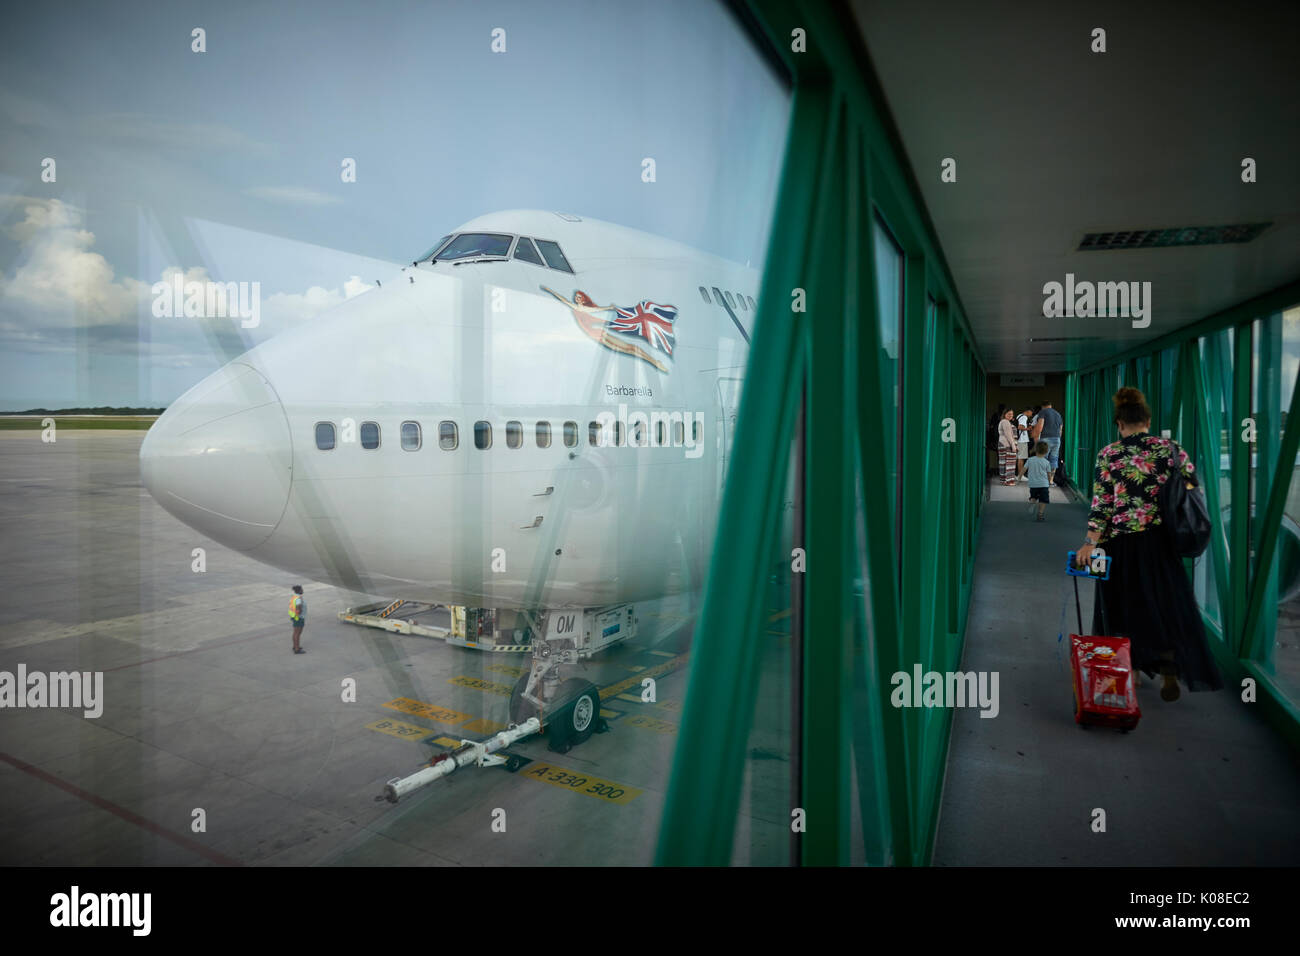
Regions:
[[0, 430, 795, 866]]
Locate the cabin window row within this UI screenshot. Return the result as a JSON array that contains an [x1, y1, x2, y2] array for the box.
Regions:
[[698, 285, 756, 312], [314, 417, 702, 451]]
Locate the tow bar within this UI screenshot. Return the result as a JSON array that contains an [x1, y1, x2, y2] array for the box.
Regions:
[[383, 718, 541, 803]]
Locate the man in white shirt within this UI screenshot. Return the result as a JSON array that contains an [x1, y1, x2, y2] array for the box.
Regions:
[[1015, 409, 1031, 481]]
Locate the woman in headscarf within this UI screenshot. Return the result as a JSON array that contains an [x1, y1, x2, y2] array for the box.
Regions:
[[1074, 387, 1223, 700]]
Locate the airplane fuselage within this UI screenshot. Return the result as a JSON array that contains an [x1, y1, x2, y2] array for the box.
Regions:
[[141, 211, 755, 609]]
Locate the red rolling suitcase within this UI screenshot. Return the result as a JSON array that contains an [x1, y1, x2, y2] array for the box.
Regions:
[[1067, 566, 1140, 731]]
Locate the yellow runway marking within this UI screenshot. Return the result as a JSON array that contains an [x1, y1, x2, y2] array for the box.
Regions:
[[601, 653, 689, 699], [449, 675, 513, 696], [599, 708, 622, 719], [648, 650, 676, 658], [616, 693, 642, 703], [624, 714, 678, 735], [487, 663, 527, 678], [767, 608, 792, 623], [383, 698, 473, 726], [367, 718, 438, 741], [521, 762, 642, 805], [627, 665, 645, 672], [462, 717, 506, 734], [432, 736, 461, 749]]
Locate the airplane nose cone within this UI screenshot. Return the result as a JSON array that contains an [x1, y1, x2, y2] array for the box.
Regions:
[[141, 362, 292, 551]]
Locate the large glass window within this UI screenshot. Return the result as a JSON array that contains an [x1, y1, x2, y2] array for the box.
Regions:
[[873, 216, 904, 534], [1264, 306, 1300, 700]]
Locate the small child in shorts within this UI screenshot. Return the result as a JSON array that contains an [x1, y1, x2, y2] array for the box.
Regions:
[[1026, 441, 1052, 521]]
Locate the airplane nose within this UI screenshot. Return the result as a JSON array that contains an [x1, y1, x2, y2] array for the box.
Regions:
[[140, 361, 292, 551]]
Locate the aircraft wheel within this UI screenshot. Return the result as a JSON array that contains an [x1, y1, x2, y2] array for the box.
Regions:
[[548, 679, 600, 751], [510, 673, 539, 726]]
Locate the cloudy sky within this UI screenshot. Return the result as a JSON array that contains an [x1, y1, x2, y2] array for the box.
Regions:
[[0, 0, 790, 408]]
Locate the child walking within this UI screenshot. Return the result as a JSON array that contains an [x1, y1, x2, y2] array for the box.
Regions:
[[1026, 441, 1052, 521]]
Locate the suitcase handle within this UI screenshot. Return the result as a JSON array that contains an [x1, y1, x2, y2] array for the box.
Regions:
[[1072, 572, 1110, 636], [1066, 551, 1110, 580]]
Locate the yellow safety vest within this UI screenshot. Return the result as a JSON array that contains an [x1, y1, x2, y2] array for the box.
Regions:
[[289, 595, 302, 621]]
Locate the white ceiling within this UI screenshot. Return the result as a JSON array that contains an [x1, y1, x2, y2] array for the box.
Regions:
[[849, 0, 1299, 372]]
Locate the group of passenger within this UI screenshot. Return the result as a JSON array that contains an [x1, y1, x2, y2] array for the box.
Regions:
[[991, 402, 1061, 482], [988, 401, 1065, 522]]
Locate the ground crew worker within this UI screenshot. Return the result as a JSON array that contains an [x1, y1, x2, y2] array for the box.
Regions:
[[289, 585, 306, 654]]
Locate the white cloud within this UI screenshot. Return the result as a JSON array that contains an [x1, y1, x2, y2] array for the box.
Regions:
[[0, 198, 375, 356], [261, 275, 374, 325], [0, 197, 149, 324], [246, 186, 342, 206]]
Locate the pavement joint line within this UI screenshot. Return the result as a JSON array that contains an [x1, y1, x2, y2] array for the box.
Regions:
[[0, 749, 243, 866], [101, 630, 271, 672]]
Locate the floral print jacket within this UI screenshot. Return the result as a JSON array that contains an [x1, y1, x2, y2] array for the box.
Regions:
[[1087, 433, 1195, 542]]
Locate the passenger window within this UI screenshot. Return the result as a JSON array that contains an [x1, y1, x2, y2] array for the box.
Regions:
[[536, 421, 552, 448], [506, 421, 523, 449], [656, 420, 667, 446], [588, 421, 600, 446], [439, 421, 458, 450], [513, 236, 545, 266], [692, 419, 701, 442], [724, 291, 735, 309], [360, 422, 380, 449], [747, 295, 756, 311], [535, 239, 574, 273], [698, 286, 711, 304], [632, 420, 645, 446], [401, 421, 421, 451], [315, 422, 335, 450], [712, 287, 726, 307], [614, 421, 624, 446], [474, 421, 492, 450], [673, 420, 684, 445], [735, 293, 747, 311], [563, 421, 578, 447]]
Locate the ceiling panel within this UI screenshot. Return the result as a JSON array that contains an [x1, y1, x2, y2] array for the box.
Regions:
[[849, 0, 1300, 371]]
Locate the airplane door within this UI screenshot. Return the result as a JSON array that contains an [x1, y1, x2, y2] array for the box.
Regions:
[[715, 376, 743, 492]]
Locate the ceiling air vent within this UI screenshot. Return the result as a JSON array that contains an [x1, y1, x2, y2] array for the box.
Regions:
[[1078, 222, 1271, 251]]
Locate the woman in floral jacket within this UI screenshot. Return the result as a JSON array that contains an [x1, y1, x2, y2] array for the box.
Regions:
[[1074, 387, 1223, 700]]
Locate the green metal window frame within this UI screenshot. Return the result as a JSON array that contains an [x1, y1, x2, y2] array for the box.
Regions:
[[656, 0, 987, 866]]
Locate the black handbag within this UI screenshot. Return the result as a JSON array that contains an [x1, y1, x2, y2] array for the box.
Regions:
[[1158, 443, 1211, 558]]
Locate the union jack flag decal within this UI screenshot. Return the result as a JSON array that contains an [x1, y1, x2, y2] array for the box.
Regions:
[[609, 301, 677, 355], [541, 286, 679, 373]]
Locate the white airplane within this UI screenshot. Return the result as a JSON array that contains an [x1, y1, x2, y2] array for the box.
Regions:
[[140, 210, 759, 767]]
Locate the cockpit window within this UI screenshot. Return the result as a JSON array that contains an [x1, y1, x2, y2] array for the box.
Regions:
[[417, 235, 452, 261], [435, 233, 513, 261], [512, 236, 545, 266], [534, 239, 574, 274]]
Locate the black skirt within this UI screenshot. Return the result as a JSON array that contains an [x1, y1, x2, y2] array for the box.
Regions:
[[1091, 528, 1224, 692]]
